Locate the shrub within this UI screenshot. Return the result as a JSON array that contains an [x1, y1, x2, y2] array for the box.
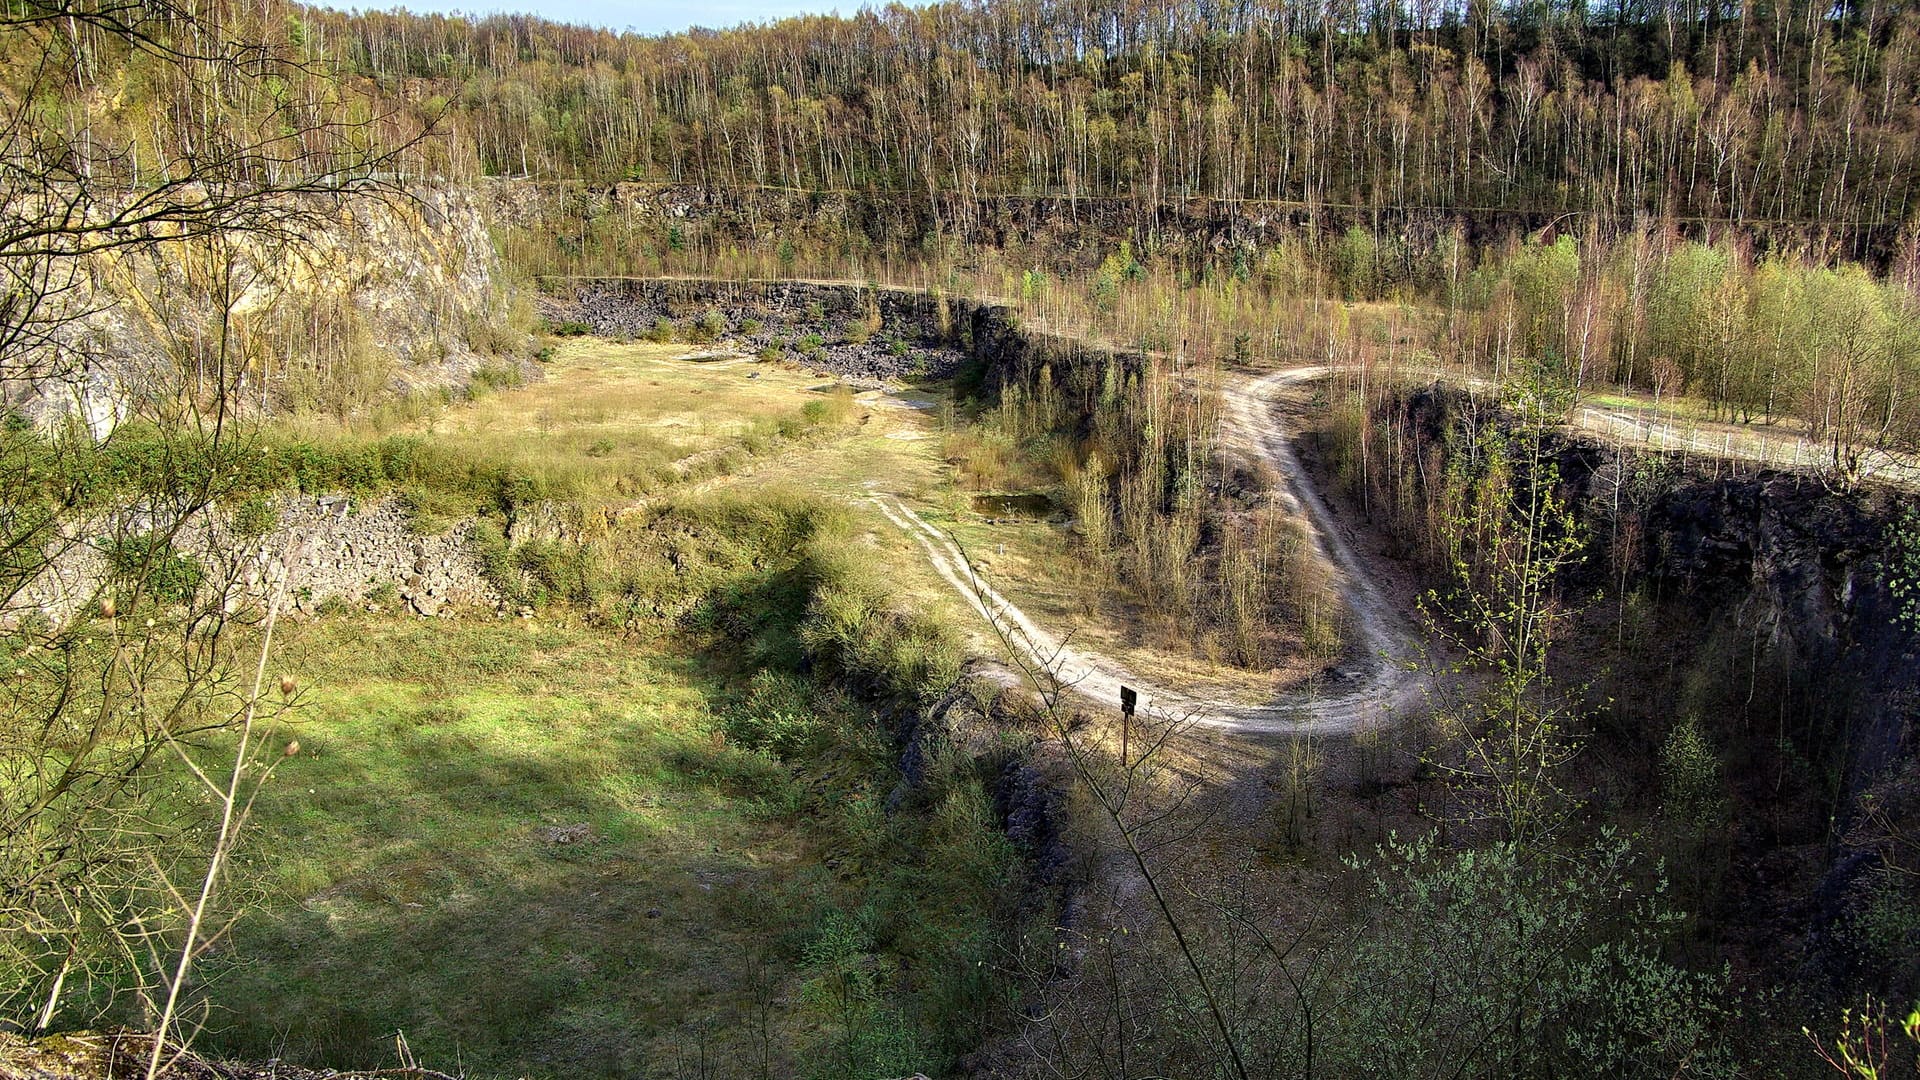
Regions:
[[231, 494, 279, 538], [800, 547, 962, 702], [107, 532, 203, 606], [801, 386, 855, 428], [468, 516, 525, 603], [723, 670, 823, 758], [515, 539, 605, 605], [469, 362, 524, 394], [1887, 505, 1920, 633]]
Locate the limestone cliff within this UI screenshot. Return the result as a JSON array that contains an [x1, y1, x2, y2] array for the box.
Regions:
[[9, 186, 520, 433]]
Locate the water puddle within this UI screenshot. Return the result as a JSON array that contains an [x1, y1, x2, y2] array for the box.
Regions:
[[971, 492, 1056, 518]]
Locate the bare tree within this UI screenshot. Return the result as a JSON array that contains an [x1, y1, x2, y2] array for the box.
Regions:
[[0, 0, 427, 1036]]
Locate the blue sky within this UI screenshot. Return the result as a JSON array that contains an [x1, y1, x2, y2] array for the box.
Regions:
[[373, 0, 905, 34]]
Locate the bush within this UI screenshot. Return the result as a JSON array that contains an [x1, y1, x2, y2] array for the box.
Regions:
[[1887, 506, 1920, 633], [1334, 832, 1732, 1077], [724, 670, 824, 758], [107, 532, 203, 606], [515, 539, 605, 605], [469, 362, 524, 394], [231, 493, 279, 538], [800, 547, 962, 702], [687, 309, 729, 343], [468, 516, 524, 603], [801, 386, 855, 427]]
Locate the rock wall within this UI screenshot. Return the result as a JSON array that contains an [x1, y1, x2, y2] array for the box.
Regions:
[[257, 496, 499, 617], [11, 494, 498, 628], [538, 276, 1138, 397], [9, 186, 516, 434], [538, 276, 987, 384], [1366, 383, 1920, 993], [490, 177, 1915, 276]]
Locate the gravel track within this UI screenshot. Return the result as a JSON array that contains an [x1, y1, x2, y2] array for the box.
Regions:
[[873, 363, 1430, 737]]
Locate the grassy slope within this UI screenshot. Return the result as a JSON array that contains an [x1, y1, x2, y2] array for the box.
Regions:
[[187, 339, 1020, 1077]]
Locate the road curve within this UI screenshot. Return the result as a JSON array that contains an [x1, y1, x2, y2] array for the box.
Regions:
[[873, 364, 1428, 737]]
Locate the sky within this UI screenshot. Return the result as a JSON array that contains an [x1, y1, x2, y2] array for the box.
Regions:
[[368, 0, 911, 35]]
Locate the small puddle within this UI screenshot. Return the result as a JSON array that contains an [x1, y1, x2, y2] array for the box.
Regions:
[[971, 492, 1056, 518]]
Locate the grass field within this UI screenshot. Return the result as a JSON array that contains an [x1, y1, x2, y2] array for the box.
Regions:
[[181, 342, 1024, 1077], [207, 615, 829, 1074]]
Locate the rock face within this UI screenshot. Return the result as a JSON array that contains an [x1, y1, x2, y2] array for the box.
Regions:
[[539, 276, 1140, 400], [1374, 383, 1920, 989], [7, 187, 514, 433], [1638, 474, 1909, 688], [261, 496, 499, 617], [485, 176, 1638, 273], [540, 277, 979, 384], [12, 494, 499, 626]]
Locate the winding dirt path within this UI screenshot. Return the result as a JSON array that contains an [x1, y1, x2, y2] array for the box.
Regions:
[[872, 363, 1428, 737], [872, 353, 1918, 738]]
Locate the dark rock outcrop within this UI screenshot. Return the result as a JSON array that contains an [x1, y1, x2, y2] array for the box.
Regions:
[[1364, 382, 1920, 997]]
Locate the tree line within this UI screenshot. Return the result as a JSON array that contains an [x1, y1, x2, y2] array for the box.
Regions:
[[292, 0, 1920, 251]]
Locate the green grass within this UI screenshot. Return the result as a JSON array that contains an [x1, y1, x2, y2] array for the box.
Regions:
[[262, 341, 867, 518], [204, 615, 830, 1075], [121, 340, 1032, 1078], [191, 494, 1008, 1078]]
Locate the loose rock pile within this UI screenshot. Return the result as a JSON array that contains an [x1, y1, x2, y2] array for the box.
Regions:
[[264, 496, 497, 617], [11, 494, 500, 627], [541, 278, 971, 384]]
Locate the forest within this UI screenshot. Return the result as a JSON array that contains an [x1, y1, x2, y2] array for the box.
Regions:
[[307, 0, 1920, 241], [1, 0, 1918, 1077]]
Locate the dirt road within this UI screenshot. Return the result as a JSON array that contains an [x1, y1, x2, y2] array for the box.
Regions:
[[873, 363, 1429, 737]]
